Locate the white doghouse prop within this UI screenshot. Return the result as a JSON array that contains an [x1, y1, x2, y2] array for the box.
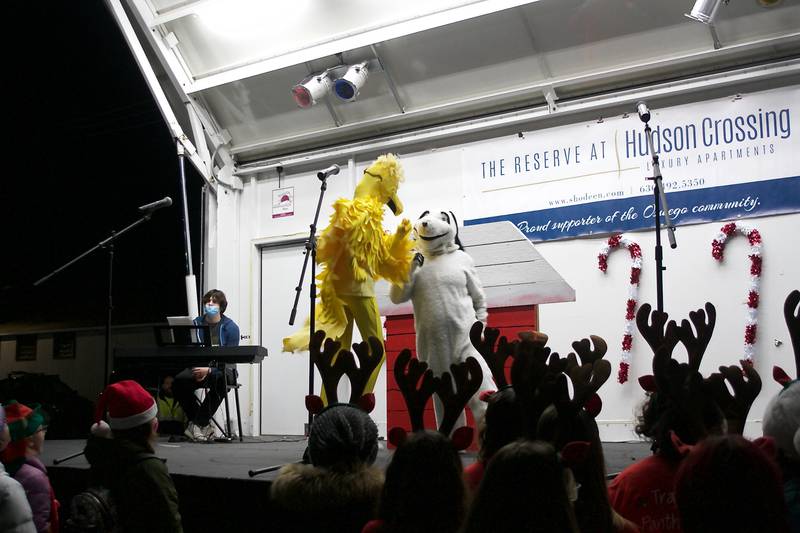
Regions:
[[377, 220, 575, 315]]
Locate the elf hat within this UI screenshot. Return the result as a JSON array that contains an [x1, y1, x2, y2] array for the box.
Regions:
[[95, 380, 157, 430], [3, 401, 46, 441]]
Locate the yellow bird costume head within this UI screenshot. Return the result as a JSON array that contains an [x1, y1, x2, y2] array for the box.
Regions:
[[355, 153, 405, 215]]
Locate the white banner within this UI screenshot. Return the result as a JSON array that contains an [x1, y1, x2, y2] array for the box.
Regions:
[[463, 85, 798, 218]]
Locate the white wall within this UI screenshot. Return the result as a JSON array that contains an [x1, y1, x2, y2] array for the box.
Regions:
[[535, 213, 799, 440], [215, 94, 799, 441]]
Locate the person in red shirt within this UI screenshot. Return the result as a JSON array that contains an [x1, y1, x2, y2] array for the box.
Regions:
[[608, 386, 725, 532]]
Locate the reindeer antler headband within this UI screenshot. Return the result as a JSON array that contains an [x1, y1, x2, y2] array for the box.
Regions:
[[471, 322, 611, 438], [636, 302, 762, 437], [306, 330, 382, 415], [773, 290, 800, 387], [389, 348, 483, 450]]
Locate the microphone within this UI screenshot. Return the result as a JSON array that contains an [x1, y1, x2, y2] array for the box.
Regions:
[[317, 164, 340, 180], [636, 101, 651, 123], [138, 196, 173, 212]]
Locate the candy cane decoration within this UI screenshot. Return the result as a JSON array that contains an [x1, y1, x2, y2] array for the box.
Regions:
[[598, 234, 643, 383], [711, 222, 762, 365]]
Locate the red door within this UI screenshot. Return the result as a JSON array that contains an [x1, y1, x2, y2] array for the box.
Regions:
[[384, 305, 539, 448]]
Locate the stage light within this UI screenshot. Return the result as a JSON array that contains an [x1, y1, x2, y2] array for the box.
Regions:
[[333, 62, 369, 102], [291, 73, 332, 109], [685, 0, 728, 24]]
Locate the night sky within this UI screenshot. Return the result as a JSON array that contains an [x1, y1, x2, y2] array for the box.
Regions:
[[2, 2, 203, 327]]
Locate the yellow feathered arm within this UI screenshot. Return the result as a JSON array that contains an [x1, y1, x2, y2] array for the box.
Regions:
[[377, 218, 414, 283], [342, 200, 412, 283], [282, 198, 413, 352]]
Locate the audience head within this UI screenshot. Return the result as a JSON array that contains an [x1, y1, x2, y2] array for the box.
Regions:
[[202, 289, 228, 314], [307, 404, 378, 470], [1, 401, 47, 459], [379, 430, 465, 533], [0, 404, 7, 451], [675, 434, 789, 533], [92, 380, 158, 449], [478, 386, 524, 462], [464, 440, 579, 533], [635, 388, 724, 460], [538, 406, 613, 532], [762, 381, 800, 463], [160, 375, 175, 399], [795, 426, 800, 457]]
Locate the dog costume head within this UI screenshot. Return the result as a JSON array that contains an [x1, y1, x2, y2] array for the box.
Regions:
[[414, 210, 464, 255]]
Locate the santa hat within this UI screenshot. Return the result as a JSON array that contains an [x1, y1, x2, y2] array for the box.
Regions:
[[94, 380, 157, 430]]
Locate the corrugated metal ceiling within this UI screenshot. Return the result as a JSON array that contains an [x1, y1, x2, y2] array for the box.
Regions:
[[130, 0, 800, 164]]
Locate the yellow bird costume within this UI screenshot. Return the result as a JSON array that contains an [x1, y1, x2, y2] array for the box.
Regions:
[[283, 154, 414, 394]]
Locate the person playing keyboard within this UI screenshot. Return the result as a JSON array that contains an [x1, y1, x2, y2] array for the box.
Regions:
[[173, 289, 240, 442]]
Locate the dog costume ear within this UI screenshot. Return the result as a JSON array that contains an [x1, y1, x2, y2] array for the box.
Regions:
[[449, 211, 464, 250]]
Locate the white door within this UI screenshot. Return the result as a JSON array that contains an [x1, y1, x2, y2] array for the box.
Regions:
[[259, 242, 316, 435], [259, 242, 388, 436]]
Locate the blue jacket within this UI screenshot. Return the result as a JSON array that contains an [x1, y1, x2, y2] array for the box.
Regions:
[[192, 314, 240, 347]]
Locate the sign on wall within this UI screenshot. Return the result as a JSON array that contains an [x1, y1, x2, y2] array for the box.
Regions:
[[15, 335, 37, 361], [463, 87, 799, 241], [53, 332, 76, 359], [272, 187, 295, 218]]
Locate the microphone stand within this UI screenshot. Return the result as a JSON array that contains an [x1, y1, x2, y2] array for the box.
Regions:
[[260, 166, 336, 477], [642, 119, 678, 312], [288, 170, 331, 434], [34, 212, 158, 386], [248, 460, 305, 478]]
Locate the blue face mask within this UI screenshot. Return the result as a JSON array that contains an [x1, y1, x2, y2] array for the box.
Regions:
[[204, 304, 220, 316]]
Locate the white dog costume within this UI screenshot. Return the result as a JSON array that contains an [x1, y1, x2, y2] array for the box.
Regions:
[[390, 210, 496, 428]]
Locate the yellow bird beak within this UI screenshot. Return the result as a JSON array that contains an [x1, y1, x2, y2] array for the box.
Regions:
[[387, 193, 403, 215]]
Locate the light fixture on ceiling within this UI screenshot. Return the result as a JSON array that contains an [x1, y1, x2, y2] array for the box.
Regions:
[[685, 0, 729, 24], [333, 62, 369, 102], [291, 73, 333, 109], [291, 60, 377, 108]]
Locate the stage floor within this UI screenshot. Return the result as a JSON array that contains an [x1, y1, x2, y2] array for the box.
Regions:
[[41, 435, 651, 481], [42, 436, 652, 532]]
